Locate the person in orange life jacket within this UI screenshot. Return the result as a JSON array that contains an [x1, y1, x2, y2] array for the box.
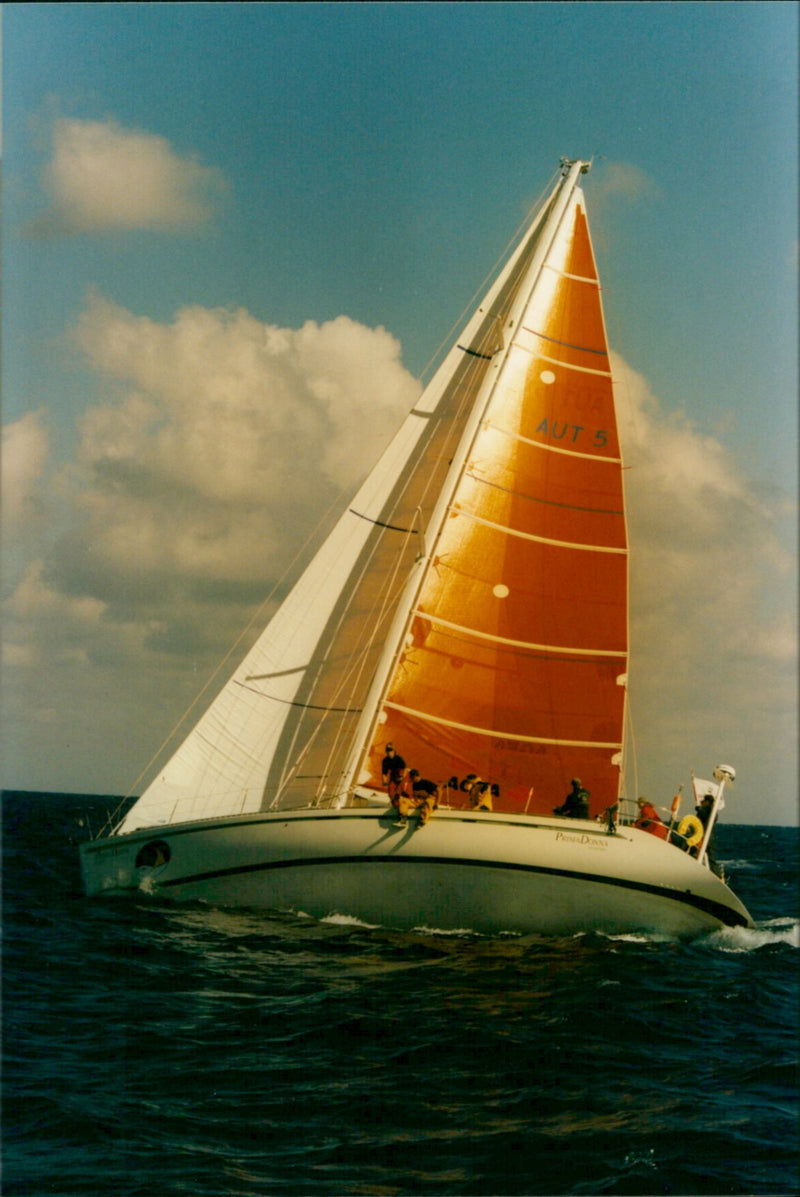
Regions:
[[397, 770, 439, 825], [633, 797, 669, 840], [381, 744, 407, 809], [553, 778, 590, 819]]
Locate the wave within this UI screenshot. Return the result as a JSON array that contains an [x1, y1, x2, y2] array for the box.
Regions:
[[411, 924, 488, 938], [601, 930, 674, 944], [706, 917, 799, 953], [318, 911, 380, 929]]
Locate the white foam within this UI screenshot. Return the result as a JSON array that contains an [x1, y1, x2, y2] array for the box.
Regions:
[[707, 917, 799, 953], [320, 912, 380, 929], [412, 924, 483, 938], [601, 931, 672, 944]]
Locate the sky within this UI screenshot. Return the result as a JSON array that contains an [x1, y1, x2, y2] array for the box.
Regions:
[[2, 2, 797, 825]]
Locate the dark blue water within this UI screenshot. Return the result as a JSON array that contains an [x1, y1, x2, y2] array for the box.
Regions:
[[3, 793, 798, 1196]]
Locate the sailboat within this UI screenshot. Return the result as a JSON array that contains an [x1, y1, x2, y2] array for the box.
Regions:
[[80, 159, 753, 936]]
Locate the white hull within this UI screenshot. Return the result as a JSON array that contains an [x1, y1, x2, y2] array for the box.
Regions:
[[80, 807, 752, 937]]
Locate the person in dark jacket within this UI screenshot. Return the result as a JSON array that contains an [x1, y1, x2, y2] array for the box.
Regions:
[[381, 744, 408, 811], [553, 778, 590, 819], [695, 792, 720, 875], [400, 770, 440, 825]]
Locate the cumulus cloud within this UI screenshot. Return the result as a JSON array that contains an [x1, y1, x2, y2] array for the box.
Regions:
[[44, 295, 421, 608], [615, 350, 792, 650], [613, 351, 796, 793], [1, 411, 50, 530], [28, 117, 226, 237]]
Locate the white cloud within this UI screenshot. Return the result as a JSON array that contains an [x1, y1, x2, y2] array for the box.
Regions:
[[614, 350, 793, 659], [32, 295, 421, 605], [29, 117, 226, 236], [4, 561, 106, 651], [613, 351, 797, 805], [1, 411, 50, 529]]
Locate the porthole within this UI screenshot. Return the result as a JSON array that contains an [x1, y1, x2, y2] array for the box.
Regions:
[[135, 840, 171, 869]]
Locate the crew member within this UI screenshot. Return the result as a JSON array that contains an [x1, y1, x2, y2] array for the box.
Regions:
[[468, 778, 493, 811], [381, 744, 407, 809], [695, 791, 720, 875], [553, 778, 590, 819], [633, 797, 669, 840], [400, 770, 440, 825]]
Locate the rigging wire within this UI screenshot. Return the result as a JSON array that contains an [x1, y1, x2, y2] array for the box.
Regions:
[[417, 168, 560, 386], [595, 207, 638, 804], [267, 328, 497, 808], [97, 480, 366, 836]]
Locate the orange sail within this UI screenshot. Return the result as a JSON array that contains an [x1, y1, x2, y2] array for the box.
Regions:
[[361, 181, 628, 817]]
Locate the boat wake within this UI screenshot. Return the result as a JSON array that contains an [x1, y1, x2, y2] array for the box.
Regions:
[[705, 917, 798, 952]]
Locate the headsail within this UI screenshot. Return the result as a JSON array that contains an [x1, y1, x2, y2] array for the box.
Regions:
[[355, 160, 629, 817]]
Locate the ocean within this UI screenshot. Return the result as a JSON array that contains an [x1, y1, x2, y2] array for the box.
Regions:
[[2, 792, 797, 1197]]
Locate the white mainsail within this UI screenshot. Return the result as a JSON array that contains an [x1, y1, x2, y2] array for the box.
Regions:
[[118, 169, 569, 833]]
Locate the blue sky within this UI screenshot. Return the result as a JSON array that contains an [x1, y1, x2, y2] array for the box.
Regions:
[[2, 3, 797, 823]]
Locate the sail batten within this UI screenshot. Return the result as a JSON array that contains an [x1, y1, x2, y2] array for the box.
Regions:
[[383, 702, 623, 750], [521, 351, 612, 378], [452, 507, 628, 553], [543, 264, 601, 285], [410, 610, 627, 659], [523, 327, 608, 355]]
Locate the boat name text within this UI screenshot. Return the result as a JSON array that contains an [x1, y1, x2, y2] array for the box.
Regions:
[[555, 830, 608, 850]]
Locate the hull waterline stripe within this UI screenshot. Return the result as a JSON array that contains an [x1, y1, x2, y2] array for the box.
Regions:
[[156, 853, 749, 929]]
